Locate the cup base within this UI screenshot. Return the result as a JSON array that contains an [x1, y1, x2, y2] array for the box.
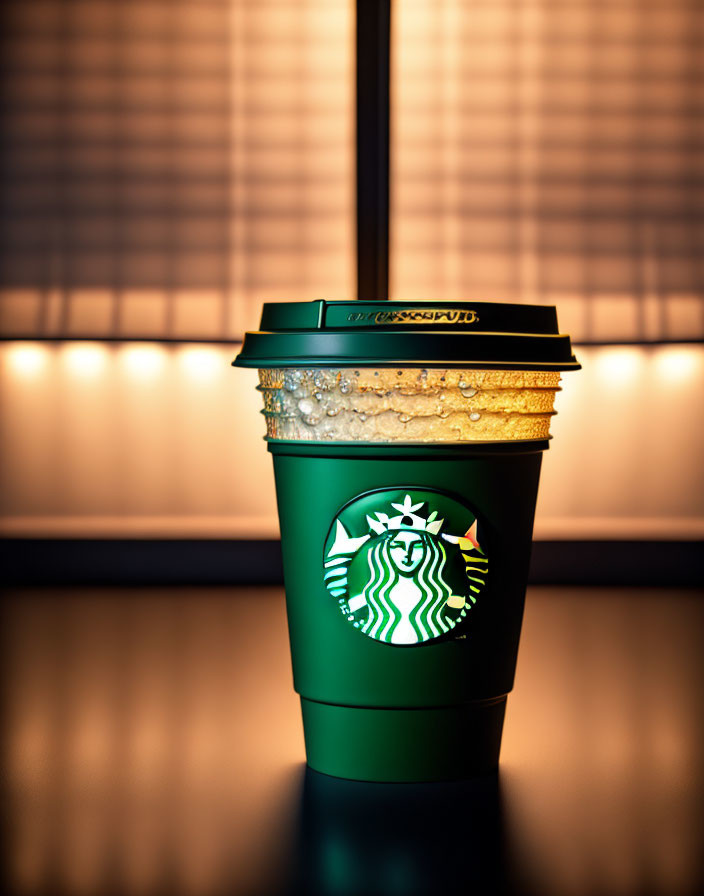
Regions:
[[300, 696, 506, 783]]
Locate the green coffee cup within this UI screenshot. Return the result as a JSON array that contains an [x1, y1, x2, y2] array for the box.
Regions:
[[235, 300, 579, 782]]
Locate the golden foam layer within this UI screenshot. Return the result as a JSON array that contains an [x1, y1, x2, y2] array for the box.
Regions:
[[258, 368, 561, 391], [263, 411, 553, 442], [257, 367, 561, 442], [261, 387, 557, 416]]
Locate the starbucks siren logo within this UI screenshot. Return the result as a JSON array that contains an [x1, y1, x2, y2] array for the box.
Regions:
[[323, 488, 488, 646]]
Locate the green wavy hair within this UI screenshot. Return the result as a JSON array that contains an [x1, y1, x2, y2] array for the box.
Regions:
[[359, 530, 456, 644]]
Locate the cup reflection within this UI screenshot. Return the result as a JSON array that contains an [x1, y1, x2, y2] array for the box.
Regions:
[[283, 768, 508, 896]]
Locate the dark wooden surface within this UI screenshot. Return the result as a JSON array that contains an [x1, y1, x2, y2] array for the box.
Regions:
[[2, 540, 702, 586], [2, 586, 703, 896]]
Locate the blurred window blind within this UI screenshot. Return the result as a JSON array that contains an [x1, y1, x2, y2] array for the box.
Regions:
[[0, 0, 353, 340], [392, 0, 704, 342]]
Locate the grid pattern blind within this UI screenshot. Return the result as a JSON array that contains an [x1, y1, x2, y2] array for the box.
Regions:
[[0, 0, 353, 340], [392, 0, 704, 342]]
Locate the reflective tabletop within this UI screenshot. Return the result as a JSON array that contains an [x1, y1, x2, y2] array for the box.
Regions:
[[2, 586, 703, 896]]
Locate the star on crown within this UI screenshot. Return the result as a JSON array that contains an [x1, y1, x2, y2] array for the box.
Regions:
[[366, 494, 445, 536], [326, 494, 483, 560]]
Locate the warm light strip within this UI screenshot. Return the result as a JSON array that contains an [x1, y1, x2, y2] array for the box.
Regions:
[[4, 342, 702, 387], [0, 515, 702, 541], [1, 342, 702, 542], [3, 342, 232, 382]]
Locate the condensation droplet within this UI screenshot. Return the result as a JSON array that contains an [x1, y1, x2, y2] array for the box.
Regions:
[[358, 413, 367, 422], [470, 412, 481, 422], [326, 406, 341, 417], [461, 387, 477, 398], [314, 391, 323, 400], [339, 381, 351, 394], [303, 413, 323, 426], [398, 413, 411, 423], [283, 370, 303, 391], [297, 399, 313, 415]]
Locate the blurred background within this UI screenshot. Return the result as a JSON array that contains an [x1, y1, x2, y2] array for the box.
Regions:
[[1, 1, 703, 895], [0, 0, 702, 569]]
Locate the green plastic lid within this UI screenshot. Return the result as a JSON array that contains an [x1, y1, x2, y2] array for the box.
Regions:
[[233, 300, 580, 370]]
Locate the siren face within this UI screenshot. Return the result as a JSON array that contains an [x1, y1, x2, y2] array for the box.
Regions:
[[390, 532, 424, 574], [323, 488, 489, 646]]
